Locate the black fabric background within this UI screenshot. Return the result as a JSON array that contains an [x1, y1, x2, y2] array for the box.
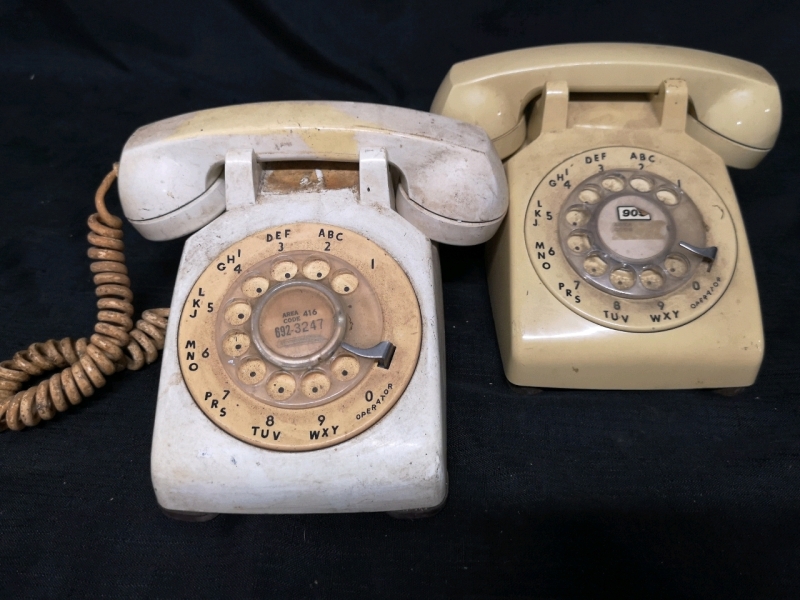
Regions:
[[1, 1, 799, 597]]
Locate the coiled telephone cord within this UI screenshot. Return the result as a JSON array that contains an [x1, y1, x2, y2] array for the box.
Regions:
[[0, 165, 169, 432]]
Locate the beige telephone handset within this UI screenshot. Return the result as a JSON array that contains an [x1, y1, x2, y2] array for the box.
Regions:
[[1, 101, 507, 518], [432, 44, 781, 390]]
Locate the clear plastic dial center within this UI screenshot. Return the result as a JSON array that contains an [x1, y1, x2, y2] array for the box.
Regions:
[[594, 195, 671, 261], [253, 281, 346, 370], [558, 169, 708, 300]]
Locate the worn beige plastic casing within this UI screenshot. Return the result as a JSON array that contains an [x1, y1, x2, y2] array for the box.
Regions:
[[431, 43, 781, 168], [118, 101, 507, 246], [484, 82, 764, 389]]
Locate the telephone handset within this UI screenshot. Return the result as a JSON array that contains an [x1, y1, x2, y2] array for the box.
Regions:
[[115, 101, 506, 517], [432, 44, 781, 390]]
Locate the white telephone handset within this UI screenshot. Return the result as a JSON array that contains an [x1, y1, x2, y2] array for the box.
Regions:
[[114, 101, 507, 518]]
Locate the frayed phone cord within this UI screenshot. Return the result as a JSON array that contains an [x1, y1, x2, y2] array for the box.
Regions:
[[0, 165, 169, 431]]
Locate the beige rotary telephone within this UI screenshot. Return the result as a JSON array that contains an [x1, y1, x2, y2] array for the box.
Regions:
[[432, 44, 781, 390]]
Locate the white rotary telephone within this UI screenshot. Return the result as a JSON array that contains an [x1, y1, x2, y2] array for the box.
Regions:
[[116, 101, 507, 518]]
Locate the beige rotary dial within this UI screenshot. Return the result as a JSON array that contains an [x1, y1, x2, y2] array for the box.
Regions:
[[178, 223, 422, 451], [524, 147, 737, 332]]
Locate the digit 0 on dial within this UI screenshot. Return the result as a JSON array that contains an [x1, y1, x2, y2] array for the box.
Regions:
[[524, 147, 736, 332], [178, 223, 422, 450]]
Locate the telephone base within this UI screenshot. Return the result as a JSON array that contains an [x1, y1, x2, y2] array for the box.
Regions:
[[160, 507, 219, 522], [150, 198, 447, 515], [486, 123, 764, 392]]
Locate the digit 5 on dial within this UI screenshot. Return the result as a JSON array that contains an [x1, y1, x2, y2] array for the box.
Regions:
[[118, 102, 507, 518], [432, 44, 781, 390]]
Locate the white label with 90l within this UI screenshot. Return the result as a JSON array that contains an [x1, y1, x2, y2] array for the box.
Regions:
[[617, 206, 651, 221]]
